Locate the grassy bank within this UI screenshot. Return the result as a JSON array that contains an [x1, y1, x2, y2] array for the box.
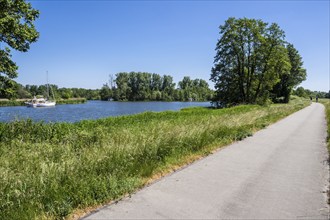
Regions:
[[319, 99, 330, 204], [56, 98, 87, 105], [0, 98, 309, 219], [320, 99, 330, 152], [0, 98, 86, 107], [0, 99, 26, 106]]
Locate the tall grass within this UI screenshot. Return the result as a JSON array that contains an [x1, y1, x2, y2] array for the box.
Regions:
[[56, 98, 87, 105], [319, 99, 330, 152], [319, 99, 330, 204], [0, 100, 26, 107], [0, 98, 309, 219]]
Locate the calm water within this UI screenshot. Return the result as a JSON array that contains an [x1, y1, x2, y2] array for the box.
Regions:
[[0, 101, 210, 123]]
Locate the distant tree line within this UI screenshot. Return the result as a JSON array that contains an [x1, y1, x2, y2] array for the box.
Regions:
[[211, 17, 308, 106], [99, 72, 214, 101], [0, 72, 214, 102], [293, 87, 330, 99], [0, 82, 100, 100]]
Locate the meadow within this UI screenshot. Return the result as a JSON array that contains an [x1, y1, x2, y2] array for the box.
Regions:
[[0, 97, 309, 219]]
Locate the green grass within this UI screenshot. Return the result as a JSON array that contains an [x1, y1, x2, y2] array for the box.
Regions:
[[0, 99, 26, 107], [56, 98, 87, 105], [0, 98, 309, 219], [319, 98, 330, 204], [319, 99, 330, 152]]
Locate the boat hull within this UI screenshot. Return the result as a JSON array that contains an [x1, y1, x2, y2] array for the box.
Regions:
[[25, 102, 37, 108], [36, 102, 56, 107], [25, 101, 56, 107]]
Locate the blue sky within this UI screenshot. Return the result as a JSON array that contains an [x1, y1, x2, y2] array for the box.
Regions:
[[11, 0, 330, 91]]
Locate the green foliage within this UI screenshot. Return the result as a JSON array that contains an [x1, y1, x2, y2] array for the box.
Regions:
[[114, 72, 176, 101], [0, 0, 39, 96], [177, 76, 213, 101], [0, 100, 309, 219], [56, 98, 86, 105], [1, 73, 213, 103], [103, 72, 213, 102], [0, 99, 25, 106], [293, 87, 329, 99], [0, 76, 18, 99], [1, 83, 101, 101], [211, 17, 306, 106], [271, 44, 307, 103], [99, 84, 112, 101], [293, 86, 309, 98], [0, 98, 86, 106]]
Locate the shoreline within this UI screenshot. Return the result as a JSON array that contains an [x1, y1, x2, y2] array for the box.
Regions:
[[0, 98, 87, 107]]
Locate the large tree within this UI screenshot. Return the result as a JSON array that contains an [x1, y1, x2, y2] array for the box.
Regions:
[[211, 17, 293, 106], [178, 76, 213, 101], [0, 0, 39, 98], [271, 43, 307, 103]]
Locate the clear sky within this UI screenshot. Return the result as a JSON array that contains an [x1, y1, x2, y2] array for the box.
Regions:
[[11, 0, 330, 92]]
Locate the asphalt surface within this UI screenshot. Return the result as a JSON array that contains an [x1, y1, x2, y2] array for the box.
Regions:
[[83, 103, 329, 219]]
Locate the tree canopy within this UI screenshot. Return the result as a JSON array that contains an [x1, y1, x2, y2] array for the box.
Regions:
[[100, 72, 213, 102], [271, 43, 306, 103], [0, 72, 214, 102], [1, 83, 101, 100], [0, 0, 39, 98], [211, 17, 306, 106], [293, 87, 329, 99]]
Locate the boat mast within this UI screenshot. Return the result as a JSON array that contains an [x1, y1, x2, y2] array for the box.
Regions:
[[46, 71, 49, 100], [47, 71, 56, 101]]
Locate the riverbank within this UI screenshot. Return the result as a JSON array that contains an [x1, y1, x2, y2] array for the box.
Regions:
[[0, 98, 309, 219], [0, 98, 87, 107], [320, 99, 330, 152], [319, 98, 330, 204]]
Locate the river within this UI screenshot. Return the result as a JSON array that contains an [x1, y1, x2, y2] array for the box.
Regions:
[[0, 101, 211, 123]]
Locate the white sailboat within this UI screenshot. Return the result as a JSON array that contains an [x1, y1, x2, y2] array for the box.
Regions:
[[25, 96, 55, 107], [25, 71, 56, 107]]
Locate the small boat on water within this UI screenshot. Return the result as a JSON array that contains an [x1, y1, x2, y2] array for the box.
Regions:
[[25, 96, 56, 107], [25, 71, 56, 108]]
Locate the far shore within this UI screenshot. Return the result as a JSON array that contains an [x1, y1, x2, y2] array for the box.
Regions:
[[0, 98, 87, 107]]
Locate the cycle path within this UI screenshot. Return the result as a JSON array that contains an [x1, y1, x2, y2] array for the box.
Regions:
[[83, 103, 329, 219]]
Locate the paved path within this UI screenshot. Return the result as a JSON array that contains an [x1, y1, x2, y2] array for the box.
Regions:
[[84, 103, 329, 219]]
